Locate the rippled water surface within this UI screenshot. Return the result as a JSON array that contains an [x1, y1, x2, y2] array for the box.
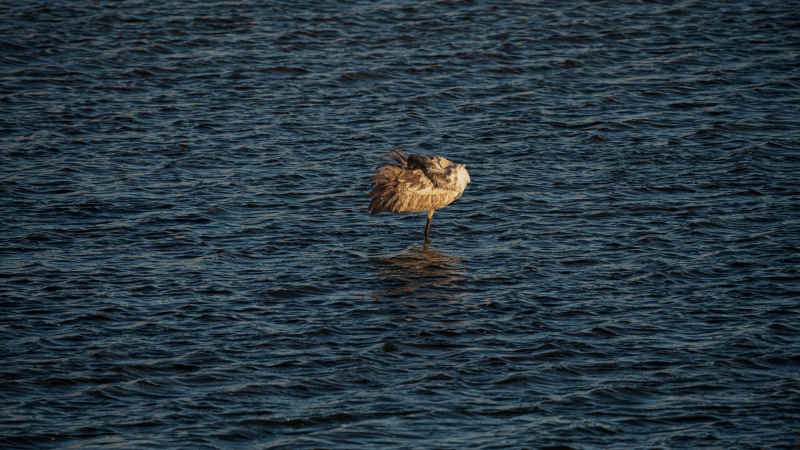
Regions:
[[2, 0, 799, 448]]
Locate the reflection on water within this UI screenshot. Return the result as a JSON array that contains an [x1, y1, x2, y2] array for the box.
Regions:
[[368, 244, 466, 301]]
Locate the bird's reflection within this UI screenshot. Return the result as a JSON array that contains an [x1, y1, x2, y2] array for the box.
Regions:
[[368, 244, 465, 300]]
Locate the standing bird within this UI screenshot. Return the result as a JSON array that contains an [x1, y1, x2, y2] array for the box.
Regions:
[[369, 148, 470, 242]]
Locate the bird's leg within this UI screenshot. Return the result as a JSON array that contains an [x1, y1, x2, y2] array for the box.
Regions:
[[425, 209, 434, 242]]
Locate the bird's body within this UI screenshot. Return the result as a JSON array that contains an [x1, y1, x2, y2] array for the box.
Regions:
[[369, 149, 470, 241]]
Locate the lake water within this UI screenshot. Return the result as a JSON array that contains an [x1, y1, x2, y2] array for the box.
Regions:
[[1, 0, 798, 448]]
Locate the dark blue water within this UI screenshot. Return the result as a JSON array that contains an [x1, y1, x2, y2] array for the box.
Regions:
[[2, 1, 799, 448]]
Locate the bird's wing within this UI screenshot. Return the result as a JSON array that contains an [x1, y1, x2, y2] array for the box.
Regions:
[[399, 167, 464, 211], [399, 168, 436, 194], [422, 167, 454, 190]]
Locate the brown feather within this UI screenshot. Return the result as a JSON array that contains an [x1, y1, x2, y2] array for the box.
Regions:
[[368, 148, 470, 215]]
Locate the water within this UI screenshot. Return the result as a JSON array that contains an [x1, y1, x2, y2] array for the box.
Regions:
[[2, 0, 799, 448]]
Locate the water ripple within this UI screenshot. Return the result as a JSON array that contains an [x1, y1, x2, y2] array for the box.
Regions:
[[1, 0, 799, 448]]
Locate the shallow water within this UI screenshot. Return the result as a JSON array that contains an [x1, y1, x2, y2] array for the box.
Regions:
[[1, 0, 799, 448]]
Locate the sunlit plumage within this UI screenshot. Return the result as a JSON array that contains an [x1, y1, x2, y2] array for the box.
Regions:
[[369, 148, 470, 241]]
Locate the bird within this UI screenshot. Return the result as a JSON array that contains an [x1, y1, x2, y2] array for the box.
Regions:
[[369, 148, 470, 242]]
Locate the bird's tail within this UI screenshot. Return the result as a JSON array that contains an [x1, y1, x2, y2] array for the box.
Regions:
[[368, 166, 402, 215], [369, 148, 407, 215]]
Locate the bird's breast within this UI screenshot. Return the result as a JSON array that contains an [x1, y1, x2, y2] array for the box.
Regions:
[[457, 165, 470, 190]]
